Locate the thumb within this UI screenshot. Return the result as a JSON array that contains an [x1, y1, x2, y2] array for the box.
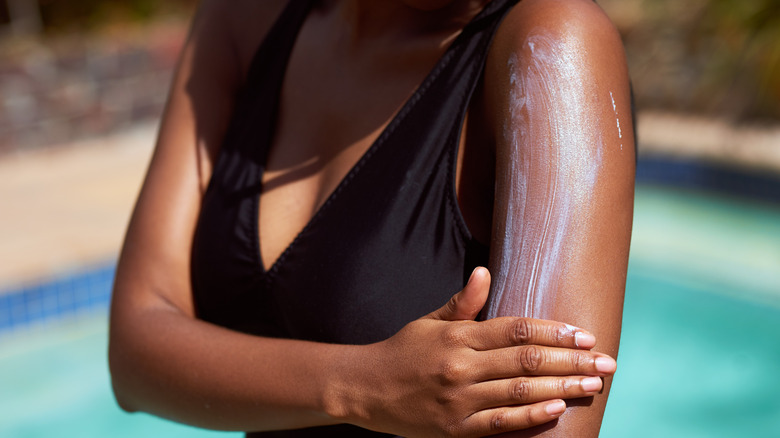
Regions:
[[428, 267, 491, 321]]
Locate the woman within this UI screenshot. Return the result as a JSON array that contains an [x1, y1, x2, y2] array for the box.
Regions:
[[108, 0, 634, 436]]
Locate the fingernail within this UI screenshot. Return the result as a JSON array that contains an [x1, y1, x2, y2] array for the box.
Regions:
[[575, 332, 595, 348], [595, 357, 617, 373], [581, 377, 602, 392], [467, 267, 480, 284], [545, 400, 566, 416]]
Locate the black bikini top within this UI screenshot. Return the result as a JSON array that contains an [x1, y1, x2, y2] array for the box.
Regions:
[[191, 1, 516, 435]]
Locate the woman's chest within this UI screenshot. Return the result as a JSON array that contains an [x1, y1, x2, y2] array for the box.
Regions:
[[257, 33, 495, 269]]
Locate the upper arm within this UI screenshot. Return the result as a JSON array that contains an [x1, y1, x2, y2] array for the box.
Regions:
[[110, 0, 283, 319], [482, 0, 635, 434]]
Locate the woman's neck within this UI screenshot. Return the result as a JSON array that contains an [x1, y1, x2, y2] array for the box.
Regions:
[[326, 0, 491, 44]]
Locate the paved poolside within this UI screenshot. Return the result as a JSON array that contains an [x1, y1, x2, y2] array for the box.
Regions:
[[0, 112, 778, 294], [0, 122, 155, 292]]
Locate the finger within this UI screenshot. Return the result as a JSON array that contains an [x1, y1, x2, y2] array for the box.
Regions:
[[468, 375, 602, 410], [460, 400, 566, 436], [427, 267, 490, 321], [463, 317, 596, 351], [478, 346, 617, 380]]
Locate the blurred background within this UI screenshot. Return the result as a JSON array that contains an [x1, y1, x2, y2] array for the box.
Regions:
[[1, 0, 778, 437]]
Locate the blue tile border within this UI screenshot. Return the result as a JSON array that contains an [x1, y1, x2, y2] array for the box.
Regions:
[[0, 262, 116, 332], [636, 155, 780, 204], [0, 156, 776, 333]]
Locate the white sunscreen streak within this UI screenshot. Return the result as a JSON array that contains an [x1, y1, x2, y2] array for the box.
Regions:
[[486, 31, 603, 320], [563, 323, 578, 346], [610, 91, 623, 150]]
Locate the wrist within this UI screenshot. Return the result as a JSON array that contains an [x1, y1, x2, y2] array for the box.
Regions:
[[320, 342, 383, 429]]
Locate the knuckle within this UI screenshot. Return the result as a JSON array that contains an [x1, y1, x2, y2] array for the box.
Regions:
[[557, 377, 574, 395], [518, 346, 543, 373], [524, 406, 536, 427], [570, 351, 591, 372], [442, 326, 468, 346], [489, 411, 509, 433], [438, 359, 469, 385], [435, 388, 459, 407], [511, 378, 533, 402], [512, 319, 533, 344], [446, 295, 459, 313], [554, 324, 566, 345]]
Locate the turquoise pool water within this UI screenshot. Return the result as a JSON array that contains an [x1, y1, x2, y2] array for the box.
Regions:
[[602, 185, 780, 437], [1, 184, 779, 437], [0, 315, 236, 438]]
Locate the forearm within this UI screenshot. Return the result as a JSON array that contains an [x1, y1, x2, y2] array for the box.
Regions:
[[109, 298, 362, 432]]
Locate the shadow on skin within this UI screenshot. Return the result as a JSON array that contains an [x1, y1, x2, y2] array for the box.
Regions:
[[181, 2, 378, 198], [491, 396, 593, 437]]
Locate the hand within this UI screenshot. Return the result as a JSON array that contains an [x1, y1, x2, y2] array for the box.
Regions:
[[343, 267, 616, 437]]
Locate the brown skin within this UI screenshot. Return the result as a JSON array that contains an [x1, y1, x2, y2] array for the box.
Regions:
[[108, 0, 632, 436], [482, 0, 635, 436]]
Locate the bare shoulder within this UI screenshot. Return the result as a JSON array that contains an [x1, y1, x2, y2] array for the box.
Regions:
[[192, 0, 289, 81], [492, 0, 622, 54], [483, 0, 631, 140], [485, 0, 627, 87], [148, 0, 288, 191]]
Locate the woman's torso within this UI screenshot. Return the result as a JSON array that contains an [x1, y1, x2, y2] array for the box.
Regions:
[[190, 0, 516, 436]]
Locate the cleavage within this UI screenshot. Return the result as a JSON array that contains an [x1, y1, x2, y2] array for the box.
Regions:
[[255, 3, 471, 270], [256, 52, 446, 270]]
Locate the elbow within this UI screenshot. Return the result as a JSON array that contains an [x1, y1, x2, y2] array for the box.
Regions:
[[108, 306, 149, 414], [112, 384, 139, 414], [108, 296, 136, 412], [108, 340, 140, 413]]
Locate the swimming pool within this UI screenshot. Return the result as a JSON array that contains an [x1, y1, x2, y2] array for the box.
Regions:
[[1, 184, 779, 437], [603, 184, 780, 436]]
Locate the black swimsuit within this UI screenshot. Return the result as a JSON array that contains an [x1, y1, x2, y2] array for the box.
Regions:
[[191, 1, 517, 436]]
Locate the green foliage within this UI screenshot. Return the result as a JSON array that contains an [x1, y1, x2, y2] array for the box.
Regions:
[[607, 0, 779, 121], [37, 0, 197, 32], [693, 0, 780, 119]]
